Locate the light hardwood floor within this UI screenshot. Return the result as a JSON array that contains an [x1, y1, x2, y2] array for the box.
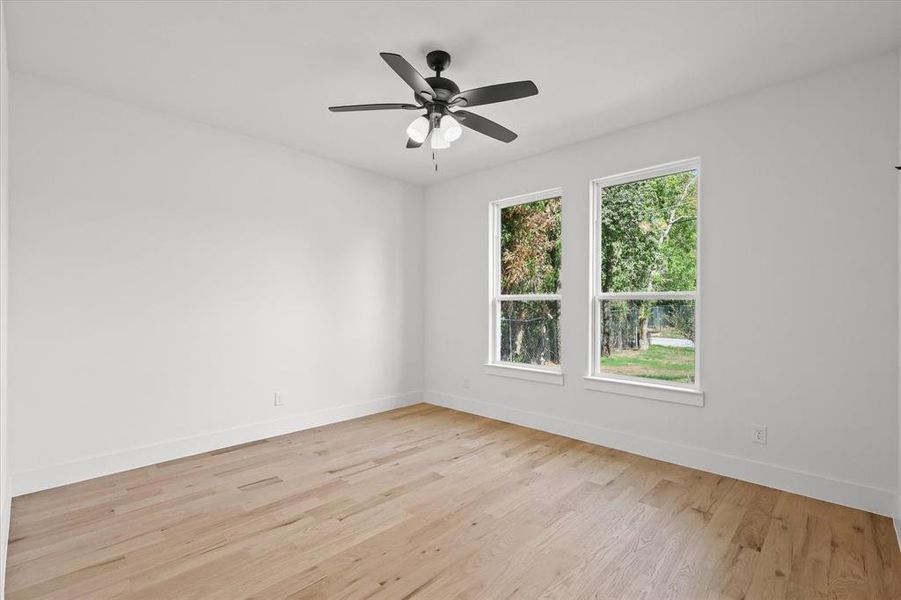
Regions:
[[6, 404, 901, 599]]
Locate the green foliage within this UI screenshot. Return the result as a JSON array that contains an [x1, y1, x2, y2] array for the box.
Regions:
[[501, 198, 561, 294], [601, 171, 697, 293], [666, 302, 695, 342]]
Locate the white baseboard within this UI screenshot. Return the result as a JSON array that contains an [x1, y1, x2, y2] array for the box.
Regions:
[[894, 518, 901, 553], [1, 475, 9, 599], [425, 390, 897, 518], [895, 495, 901, 551], [11, 391, 421, 497]]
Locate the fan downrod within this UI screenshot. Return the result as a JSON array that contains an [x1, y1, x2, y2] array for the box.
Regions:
[[419, 51, 458, 104], [426, 50, 451, 76]]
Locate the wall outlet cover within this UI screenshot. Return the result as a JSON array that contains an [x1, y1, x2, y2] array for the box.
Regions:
[[753, 425, 767, 445]]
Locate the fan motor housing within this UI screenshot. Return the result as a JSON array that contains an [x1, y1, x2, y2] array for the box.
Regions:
[[421, 76, 460, 103]]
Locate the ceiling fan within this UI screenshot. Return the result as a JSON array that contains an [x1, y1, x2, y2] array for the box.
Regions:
[[328, 50, 538, 150]]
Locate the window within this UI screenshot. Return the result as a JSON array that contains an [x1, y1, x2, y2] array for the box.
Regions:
[[588, 159, 702, 404], [488, 189, 563, 384]]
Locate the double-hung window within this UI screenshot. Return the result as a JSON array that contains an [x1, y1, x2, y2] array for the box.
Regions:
[[588, 159, 702, 404], [488, 189, 563, 384]]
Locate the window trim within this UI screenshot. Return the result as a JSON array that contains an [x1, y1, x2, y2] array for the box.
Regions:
[[487, 187, 564, 381], [484, 362, 565, 386], [587, 158, 703, 405]]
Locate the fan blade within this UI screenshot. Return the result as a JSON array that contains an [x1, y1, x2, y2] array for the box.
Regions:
[[451, 110, 517, 143], [380, 53, 436, 100], [450, 81, 538, 108], [329, 103, 420, 112]]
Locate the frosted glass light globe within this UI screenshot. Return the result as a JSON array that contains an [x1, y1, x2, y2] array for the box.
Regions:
[[440, 115, 462, 142], [430, 126, 450, 149], [406, 116, 430, 143]]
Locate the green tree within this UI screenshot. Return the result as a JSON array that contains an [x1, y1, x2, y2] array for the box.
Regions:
[[501, 198, 561, 294], [500, 198, 561, 365], [600, 171, 697, 355]]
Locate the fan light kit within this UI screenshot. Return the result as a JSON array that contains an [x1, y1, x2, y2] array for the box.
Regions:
[[329, 50, 538, 161]]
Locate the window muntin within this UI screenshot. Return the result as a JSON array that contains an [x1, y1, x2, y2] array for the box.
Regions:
[[592, 161, 699, 388], [491, 191, 562, 370]]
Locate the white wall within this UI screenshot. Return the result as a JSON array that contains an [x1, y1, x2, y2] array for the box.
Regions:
[[8, 74, 425, 495], [0, 1, 11, 594], [424, 53, 900, 517], [897, 48, 901, 532]]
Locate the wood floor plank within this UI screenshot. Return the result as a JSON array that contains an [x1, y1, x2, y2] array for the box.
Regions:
[[6, 404, 900, 599]]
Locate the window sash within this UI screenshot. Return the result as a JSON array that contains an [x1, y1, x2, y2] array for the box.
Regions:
[[595, 291, 694, 301], [591, 296, 698, 386], [498, 293, 561, 302], [493, 297, 561, 366], [594, 160, 699, 298]]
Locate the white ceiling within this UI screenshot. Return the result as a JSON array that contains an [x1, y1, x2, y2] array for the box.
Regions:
[[5, 1, 901, 186]]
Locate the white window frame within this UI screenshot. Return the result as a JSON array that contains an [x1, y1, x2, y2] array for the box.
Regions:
[[585, 159, 703, 406], [486, 188, 564, 386]]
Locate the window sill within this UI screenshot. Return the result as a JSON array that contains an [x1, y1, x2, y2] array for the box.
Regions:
[[583, 376, 704, 406], [484, 363, 564, 386]]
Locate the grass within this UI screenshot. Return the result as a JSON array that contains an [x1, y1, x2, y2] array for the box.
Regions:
[[601, 344, 695, 383]]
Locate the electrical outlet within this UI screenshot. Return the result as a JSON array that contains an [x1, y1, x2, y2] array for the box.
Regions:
[[273, 392, 284, 407], [462, 378, 471, 390], [753, 425, 767, 445]]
